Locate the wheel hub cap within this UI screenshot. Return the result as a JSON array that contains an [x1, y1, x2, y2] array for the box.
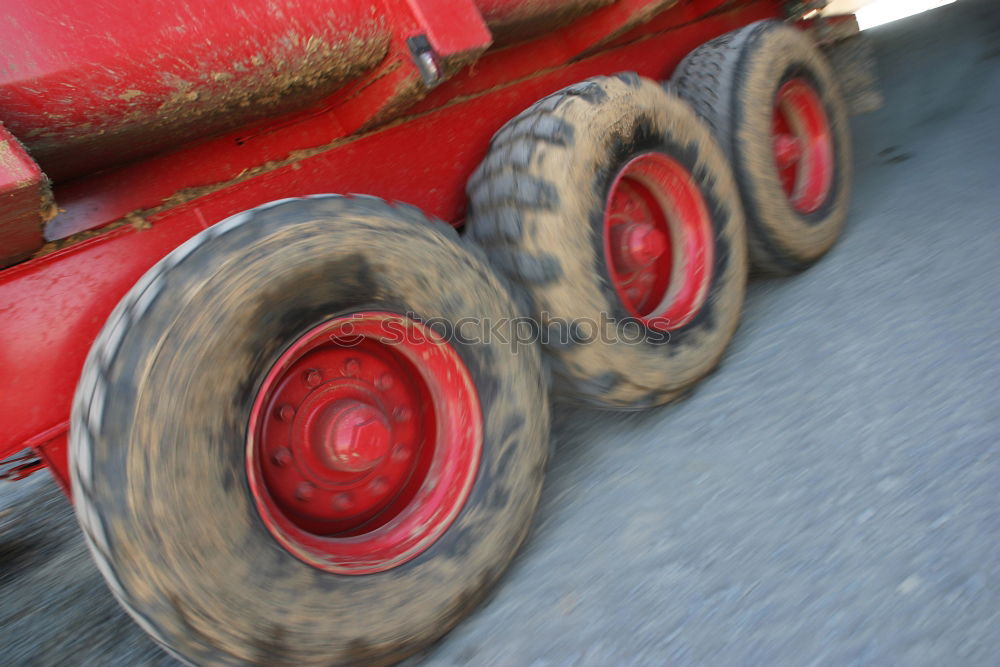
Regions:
[[317, 401, 390, 472], [616, 222, 668, 271]]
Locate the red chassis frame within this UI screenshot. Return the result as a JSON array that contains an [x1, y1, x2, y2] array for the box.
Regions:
[[0, 0, 786, 494]]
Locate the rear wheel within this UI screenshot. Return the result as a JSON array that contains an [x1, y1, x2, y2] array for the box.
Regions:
[[672, 20, 852, 274], [70, 195, 549, 665], [466, 74, 747, 409]]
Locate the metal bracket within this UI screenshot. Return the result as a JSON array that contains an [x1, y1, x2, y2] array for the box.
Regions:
[[0, 449, 45, 482], [407, 35, 441, 87]]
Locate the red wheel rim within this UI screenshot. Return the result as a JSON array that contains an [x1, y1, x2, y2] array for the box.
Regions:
[[603, 152, 714, 332], [246, 312, 482, 575], [772, 78, 834, 214]]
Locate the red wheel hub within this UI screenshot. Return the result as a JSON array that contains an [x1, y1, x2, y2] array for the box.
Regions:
[[772, 78, 834, 214], [246, 312, 482, 575], [603, 152, 714, 331]]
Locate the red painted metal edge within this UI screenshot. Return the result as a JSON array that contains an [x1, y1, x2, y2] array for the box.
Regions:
[[406, 0, 493, 56], [0, 422, 69, 492], [35, 428, 70, 495]]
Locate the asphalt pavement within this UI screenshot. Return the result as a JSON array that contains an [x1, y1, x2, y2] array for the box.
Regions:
[[2, 1, 998, 664]]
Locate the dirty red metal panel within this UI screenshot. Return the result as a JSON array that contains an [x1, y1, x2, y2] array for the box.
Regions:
[[46, 0, 761, 243], [0, 126, 50, 266], [0, 0, 783, 469], [0, 0, 390, 182]]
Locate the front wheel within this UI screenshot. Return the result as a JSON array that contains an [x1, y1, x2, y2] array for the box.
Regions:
[[69, 195, 549, 665]]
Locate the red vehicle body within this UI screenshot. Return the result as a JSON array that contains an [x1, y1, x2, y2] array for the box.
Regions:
[[1, 1, 858, 663], [0, 0, 795, 491]]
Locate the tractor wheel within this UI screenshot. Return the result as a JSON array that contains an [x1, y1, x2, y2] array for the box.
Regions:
[[672, 20, 852, 274], [466, 73, 747, 409], [69, 196, 549, 666]]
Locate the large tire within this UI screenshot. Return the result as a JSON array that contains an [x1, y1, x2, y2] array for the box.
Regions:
[[69, 195, 549, 666], [466, 74, 747, 409], [672, 20, 852, 274]]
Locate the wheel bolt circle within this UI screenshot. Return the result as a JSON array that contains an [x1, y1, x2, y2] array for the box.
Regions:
[[248, 312, 482, 574]]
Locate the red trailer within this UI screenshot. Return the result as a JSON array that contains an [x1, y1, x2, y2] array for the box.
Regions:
[[0, 0, 858, 663]]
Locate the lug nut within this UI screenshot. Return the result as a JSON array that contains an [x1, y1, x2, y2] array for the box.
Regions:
[[391, 444, 412, 461], [333, 492, 354, 510], [271, 447, 292, 467], [276, 404, 295, 422], [304, 369, 323, 387], [370, 476, 388, 494], [295, 481, 316, 501], [377, 373, 394, 390], [343, 358, 360, 376], [393, 406, 411, 422]]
